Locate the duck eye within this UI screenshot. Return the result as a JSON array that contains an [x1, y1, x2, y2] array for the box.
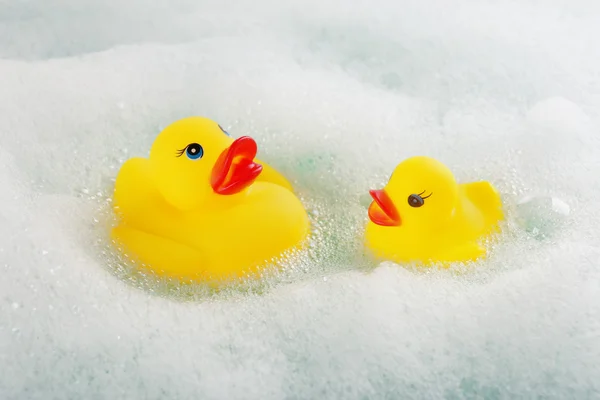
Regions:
[[185, 143, 203, 160], [218, 124, 231, 137], [408, 194, 425, 208]]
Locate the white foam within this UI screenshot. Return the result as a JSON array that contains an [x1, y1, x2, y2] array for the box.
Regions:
[[1, 0, 599, 398]]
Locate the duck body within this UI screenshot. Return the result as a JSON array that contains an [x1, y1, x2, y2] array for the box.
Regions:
[[364, 156, 503, 265], [111, 117, 310, 282]]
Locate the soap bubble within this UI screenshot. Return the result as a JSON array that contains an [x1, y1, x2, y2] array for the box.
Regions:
[[1, 0, 600, 398]]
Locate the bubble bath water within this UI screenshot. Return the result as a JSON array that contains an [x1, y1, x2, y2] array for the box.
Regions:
[[1, 0, 599, 398]]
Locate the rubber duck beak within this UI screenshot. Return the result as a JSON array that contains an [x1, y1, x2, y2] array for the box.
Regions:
[[211, 136, 263, 195], [368, 189, 401, 226]]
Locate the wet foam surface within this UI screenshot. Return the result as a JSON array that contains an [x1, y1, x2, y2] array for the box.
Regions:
[[1, 0, 599, 398]]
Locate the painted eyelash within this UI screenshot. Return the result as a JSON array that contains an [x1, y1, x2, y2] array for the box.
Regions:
[[418, 190, 433, 199], [175, 146, 187, 157]]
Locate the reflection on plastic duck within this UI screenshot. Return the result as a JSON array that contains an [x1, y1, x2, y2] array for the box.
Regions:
[[365, 156, 504, 265], [111, 117, 310, 283]]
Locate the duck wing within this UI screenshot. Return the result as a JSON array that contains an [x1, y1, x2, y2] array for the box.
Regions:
[[461, 181, 504, 227], [111, 225, 212, 281]]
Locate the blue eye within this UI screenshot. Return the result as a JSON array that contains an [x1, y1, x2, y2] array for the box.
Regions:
[[185, 143, 203, 160], [218, 124, 231, 137]]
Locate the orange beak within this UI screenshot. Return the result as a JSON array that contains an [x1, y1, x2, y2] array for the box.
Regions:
[[210, 136, 263, 195], [368, 189, 401, 226]]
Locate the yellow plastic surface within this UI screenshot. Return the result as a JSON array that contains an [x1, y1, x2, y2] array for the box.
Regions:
[[365, 156, 504, 265], [111, 117, 310, 283]]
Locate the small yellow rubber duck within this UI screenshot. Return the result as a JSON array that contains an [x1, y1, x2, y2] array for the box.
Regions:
[[364, 156, 504, 265], [111, 117, 310, 283]]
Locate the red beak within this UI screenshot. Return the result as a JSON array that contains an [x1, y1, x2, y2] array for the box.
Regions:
[[210, 136, 263, 195], [368, 189, 401, 226]]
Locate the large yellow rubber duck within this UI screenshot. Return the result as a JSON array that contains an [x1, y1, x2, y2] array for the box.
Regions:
[[110, 117, 310, 283], [364, 156, 504, 265]]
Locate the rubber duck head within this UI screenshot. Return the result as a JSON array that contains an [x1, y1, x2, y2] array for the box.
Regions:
[[368, 156, 459, 230], [149, 117, 263, 211]]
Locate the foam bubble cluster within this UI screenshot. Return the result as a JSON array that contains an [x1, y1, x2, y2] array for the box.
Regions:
[[1, 0, 599, 398]]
